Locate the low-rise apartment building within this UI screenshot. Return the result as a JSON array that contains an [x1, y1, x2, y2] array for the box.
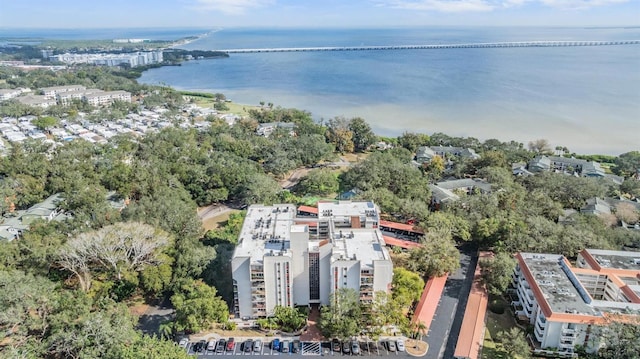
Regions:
[[41, 85, 87, 99], [512, 249, 640, 357], [232, 201, 393, 319], [16, 95, 57, 108], [84, 90, 132, 106], [0, 88, 23, 101], [528, 155, 606, 178]]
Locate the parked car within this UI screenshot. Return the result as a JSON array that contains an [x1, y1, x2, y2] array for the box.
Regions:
[[178, 338, 189, 348], [396, 339, 405, 352], [351, 341, 360, 355], [196, 340, 207, 353], [216, 339, 226, 353], [272, 338, 281, 351], [253, 339, 262, 352], [281, 340, 290, 353], [226, 338, 235, 351], [243, 339, 253, 352], [332, 338, 341, 352], [292, 340, 300, 353], [387, 340, 397, 352], [206, 340, 216, 352], [343, 341, 351, 354], [331, 338, 342, 352]]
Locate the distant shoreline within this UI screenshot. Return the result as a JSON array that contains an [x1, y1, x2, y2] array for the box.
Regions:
[[168, 30, 216, 49]]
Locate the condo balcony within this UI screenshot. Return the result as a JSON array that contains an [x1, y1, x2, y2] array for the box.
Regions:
[[537, 314, 547, 325], [559, 342, 575, 350]]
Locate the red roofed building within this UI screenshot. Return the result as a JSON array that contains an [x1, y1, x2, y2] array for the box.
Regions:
[[513, 249, 640, 357]]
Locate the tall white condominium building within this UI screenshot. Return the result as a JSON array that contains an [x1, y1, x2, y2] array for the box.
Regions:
[[512, 249, 640, 357], [232, 201, 393, 319]]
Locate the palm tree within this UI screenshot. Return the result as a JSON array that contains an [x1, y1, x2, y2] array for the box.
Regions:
[[158, 321, 175, 339], [411, 321, 428, 340]]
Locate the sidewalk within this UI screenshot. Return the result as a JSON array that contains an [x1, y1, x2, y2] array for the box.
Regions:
[[300, 305, 326, 341]]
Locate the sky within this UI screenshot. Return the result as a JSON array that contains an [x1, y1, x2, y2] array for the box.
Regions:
[[0, 0, 638, 28]]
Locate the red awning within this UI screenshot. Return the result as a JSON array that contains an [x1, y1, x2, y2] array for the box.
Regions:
[[382, 235, 422, 249], [380, 220, 424, 234], [298, 205, 318, 214]]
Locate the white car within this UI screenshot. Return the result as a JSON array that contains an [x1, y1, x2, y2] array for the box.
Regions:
[[396, 339, 405, 352]]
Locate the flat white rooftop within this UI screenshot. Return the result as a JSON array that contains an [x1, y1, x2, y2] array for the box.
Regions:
[[234, 204, 297, 264], [585, 248, 640, 271], [331, 228, 389, 268], [317, 200, 378, 220], [520, 253, 600, 317]]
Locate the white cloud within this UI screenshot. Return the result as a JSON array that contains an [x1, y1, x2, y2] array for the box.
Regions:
[[191, 0, 274, 14], [375, 0, 630, 11], [376, 0, 495, 12], [539, 0, 629, 9]]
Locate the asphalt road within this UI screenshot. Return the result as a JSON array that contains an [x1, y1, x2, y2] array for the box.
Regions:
[[423, 242, 478, 359]]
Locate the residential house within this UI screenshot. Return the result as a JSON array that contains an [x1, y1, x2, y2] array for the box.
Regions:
[[429, 178, 491, 209], [580, 198, 612, 217], [431, 146, 481, 160], [256, 122, 296, 137], [20, 193, 64, 224]]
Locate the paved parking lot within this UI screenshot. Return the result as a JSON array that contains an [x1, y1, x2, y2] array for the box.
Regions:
[[184, 339, 413, 358]]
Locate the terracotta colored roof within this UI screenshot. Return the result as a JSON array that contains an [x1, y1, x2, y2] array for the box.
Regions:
[[515, 253, 554, 318], [454, 252, 490, 359], [298, 205, 318, 214], [380, 220, 424, 234], [412, 275, 448, 328], [382, 235, 422, 249]]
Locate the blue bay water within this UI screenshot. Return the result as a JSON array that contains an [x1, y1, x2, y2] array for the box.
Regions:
[[10, 27, 637, 154], [139, 27, 640, 154]]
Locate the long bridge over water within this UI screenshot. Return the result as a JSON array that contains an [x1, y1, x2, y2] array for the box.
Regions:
[[220, 40, 640, 53]]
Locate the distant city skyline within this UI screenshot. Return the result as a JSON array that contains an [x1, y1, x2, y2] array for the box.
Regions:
[[0, 0, 638, 29]]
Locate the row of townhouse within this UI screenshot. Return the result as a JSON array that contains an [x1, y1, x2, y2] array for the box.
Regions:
[[528, 155, 604, 176], [512, 249, 640, 357], [232, 201, 393, 319]]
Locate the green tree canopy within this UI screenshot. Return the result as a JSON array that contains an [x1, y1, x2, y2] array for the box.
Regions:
[[391, 268, 425, 307], [297, 168, 339, 196], [408, 229, 460, 278], [320, 288, 362, 340], [479, 252, 516, 296], [171, 279, 229, 333]]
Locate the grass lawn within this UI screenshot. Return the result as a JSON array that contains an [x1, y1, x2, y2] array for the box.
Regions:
[[482, 298, 528, 359], [202, 210, 241, 231]]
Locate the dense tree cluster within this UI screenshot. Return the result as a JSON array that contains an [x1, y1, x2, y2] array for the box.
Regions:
[[2, 64, 640, 357]]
